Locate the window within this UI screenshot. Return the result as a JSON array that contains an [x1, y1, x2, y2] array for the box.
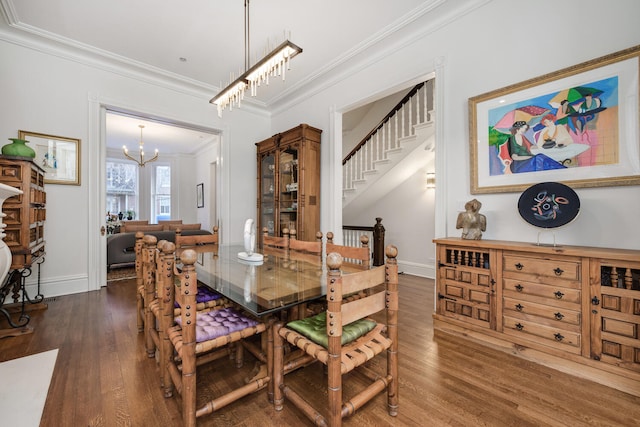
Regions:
[[152, 165, 171, 222], [106, 161, 138, 218]]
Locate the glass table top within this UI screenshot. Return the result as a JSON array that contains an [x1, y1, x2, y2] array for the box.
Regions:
[[182, 245, 326, 317]]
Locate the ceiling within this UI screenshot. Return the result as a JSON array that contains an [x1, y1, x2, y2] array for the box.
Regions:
[[1, 0, 432, 153]]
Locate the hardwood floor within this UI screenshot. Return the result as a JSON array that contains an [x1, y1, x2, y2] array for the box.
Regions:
[[1, 274, 639, 426]]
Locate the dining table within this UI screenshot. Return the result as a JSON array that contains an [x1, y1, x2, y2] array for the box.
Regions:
[[176, 243, 329, 402], [183, 244, 327, 318]]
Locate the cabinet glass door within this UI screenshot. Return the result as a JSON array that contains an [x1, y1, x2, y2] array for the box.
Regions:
[[278, 146, 298, 234], [260, 153, 275, 235]]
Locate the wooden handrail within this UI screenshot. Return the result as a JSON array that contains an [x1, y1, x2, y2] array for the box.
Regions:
[[343, 82, 425, 165]]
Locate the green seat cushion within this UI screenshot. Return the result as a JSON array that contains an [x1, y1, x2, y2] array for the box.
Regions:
[[286, 311, 377, 348]]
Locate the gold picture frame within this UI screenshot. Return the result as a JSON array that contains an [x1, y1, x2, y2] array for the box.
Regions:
[[19, 130, 81, 185], [469, 45, 640, 194]]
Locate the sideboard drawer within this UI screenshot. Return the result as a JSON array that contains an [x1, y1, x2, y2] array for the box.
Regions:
[[503, 253, 580, 281], [503, 278, 581, 304], [503, 297, 581, 326], [503, 315, 581, 353]]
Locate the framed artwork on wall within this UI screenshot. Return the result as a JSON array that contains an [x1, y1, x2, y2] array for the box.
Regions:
[[469, 45, 640, 194], [19, 130, 81, 185], [197, 183, 204, 208]]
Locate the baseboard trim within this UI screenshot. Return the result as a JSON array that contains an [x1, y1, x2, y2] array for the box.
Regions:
[[398, 259, 435, 279], [24, 274, 89, 299]]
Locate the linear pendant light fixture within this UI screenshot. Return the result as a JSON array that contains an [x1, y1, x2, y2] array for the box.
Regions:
[[209, 0, 302, 117], [122, 125, 159, 167]]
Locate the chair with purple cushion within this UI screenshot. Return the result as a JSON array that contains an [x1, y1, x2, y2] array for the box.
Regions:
[[162, 248, 270, 427], [146, 240, 229, 374]]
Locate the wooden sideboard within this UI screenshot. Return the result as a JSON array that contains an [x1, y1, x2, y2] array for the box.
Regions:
[[433, 237, 640, 396]]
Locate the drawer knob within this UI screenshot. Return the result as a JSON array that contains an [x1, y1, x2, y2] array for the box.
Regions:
[[515, 303, 524, 312], [515, 323, 524, 331], [554, 312, 564, 320], [554, 291, 564, 299], [554, 267, 564, 276], [515, 284, 524, 292], [554, 333, 564, 341], [515, 263, 524, 270], [591, 296, 600, 306]]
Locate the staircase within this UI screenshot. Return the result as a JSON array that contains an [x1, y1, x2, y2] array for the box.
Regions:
[[342, 80, 435, 209]]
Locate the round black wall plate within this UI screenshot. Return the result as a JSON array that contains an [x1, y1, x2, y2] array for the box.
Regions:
[[518, 182, 580, 228]]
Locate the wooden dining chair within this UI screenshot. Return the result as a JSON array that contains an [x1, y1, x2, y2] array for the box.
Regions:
[[288, 229, 323, 260], [262, 227, 290, 251], [288, 229, 324, 319], [325, 232, 373, 303], [162, 248, 271, 427], [145, 239, 229, 364], [326, 231, 371, 270], [273, 245, 399, 426], [134, 231, 146, 332], [175, 225, 219, 249]]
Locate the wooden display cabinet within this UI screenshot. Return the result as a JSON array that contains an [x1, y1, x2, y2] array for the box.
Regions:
[[434, 238, 640, 396], [256, 124, 321, 244]]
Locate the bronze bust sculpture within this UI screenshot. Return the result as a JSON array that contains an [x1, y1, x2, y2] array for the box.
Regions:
[[456, 198, 486, 240]]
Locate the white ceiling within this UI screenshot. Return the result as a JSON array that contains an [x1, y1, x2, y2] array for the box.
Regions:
[[1, 0, 431, 153]]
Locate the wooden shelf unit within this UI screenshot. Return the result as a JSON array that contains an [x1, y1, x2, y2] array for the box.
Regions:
[[434, 237, 640, 396], [256, 124, 321, 243], [0, 156, 46, 269]]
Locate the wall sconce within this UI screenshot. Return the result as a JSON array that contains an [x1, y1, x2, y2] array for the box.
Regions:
[[426, 172, 436, 189]]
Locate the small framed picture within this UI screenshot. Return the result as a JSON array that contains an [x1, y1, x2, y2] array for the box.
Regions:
[[197, 183, 204, 208], [19, 130, 81, 185]]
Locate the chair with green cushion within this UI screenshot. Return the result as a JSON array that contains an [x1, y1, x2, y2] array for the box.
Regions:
[[273, 245, 399, 427]]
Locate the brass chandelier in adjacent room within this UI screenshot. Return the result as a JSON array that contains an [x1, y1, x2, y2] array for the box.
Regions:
[[209, 0, 303, 117], [122, 125, 159, 167]]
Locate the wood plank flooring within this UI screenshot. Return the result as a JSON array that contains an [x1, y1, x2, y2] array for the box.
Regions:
[[1, 274, 639, 426]]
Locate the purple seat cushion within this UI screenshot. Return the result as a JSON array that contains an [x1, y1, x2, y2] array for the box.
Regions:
[[175, 307, 260, 342], [174, 285, 222, 308]]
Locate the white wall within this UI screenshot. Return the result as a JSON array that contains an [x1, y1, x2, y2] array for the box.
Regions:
[[343, 168, 436, 277], [272, 0, 640, 274], [1, 0, 639, 297], [0, 30, 270, 297]]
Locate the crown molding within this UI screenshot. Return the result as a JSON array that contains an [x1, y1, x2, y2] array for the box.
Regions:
[[270, 0, 491, 115], [0, 0, 269, 114]]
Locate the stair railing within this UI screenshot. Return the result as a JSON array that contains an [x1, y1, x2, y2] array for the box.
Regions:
[[343, 80, 434, 192], [342, 217, 385, 266]]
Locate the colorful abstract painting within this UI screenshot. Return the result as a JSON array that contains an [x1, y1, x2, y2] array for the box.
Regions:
[[488, 76, 618, 176]]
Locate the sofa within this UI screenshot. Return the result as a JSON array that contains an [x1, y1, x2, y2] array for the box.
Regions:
[[107, 221, 212, 270]]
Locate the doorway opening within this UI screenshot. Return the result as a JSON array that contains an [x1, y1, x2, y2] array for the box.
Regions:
[[102, 109, 221, 283]]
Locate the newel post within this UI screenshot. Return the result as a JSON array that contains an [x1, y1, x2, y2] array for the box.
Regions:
[[373, 217, 385, 266]]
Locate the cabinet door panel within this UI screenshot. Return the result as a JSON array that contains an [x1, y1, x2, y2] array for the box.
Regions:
[[437, 245, 496, 329], [591, 260, 640, 372]]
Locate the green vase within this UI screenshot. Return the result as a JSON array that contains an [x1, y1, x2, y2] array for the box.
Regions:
[[2, 138, 36, 158]]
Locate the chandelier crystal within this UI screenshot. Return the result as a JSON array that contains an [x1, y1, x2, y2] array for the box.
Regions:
[[122, 125, 158, 167], [209, 0, 302, 117]]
